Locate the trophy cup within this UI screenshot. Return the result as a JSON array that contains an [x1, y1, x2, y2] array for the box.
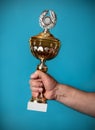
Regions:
[[27, 10, 60, 112]]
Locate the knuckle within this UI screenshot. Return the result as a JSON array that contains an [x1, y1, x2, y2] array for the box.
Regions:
[[39, 87, 43, 92]]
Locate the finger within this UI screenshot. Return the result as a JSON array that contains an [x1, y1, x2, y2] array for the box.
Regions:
[[30, 71, 40, 79], [31, 86, 43, 93], [30, 70, 49, 79], [32, 92, 39, 98], [29, 80, 43, 88], [31, 87, 39, 92], [32, 70, 53, 84], [33, 70, 47, 79], [29, 78, 42, 85]]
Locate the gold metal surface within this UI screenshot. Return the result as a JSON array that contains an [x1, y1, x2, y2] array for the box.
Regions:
[[30, 31, 60, 72]]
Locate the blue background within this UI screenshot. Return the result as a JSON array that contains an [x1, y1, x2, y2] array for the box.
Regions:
[[0, 0, 95, 130]]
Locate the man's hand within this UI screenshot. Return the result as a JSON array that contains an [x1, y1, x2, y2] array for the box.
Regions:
[[29, 70, 58, 100], [29, 70, 95, 117]]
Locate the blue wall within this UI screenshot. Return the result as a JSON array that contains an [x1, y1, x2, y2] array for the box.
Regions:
[[0, 0, 95, 130]]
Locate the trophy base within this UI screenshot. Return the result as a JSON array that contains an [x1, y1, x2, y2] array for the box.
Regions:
[[27, 100, 47, 112]]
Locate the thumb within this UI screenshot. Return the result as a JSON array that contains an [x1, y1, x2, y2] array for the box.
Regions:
[[30, 70, 46, 79]]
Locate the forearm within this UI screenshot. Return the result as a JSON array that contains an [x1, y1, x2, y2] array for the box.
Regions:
[[55, 84, 95, 117]]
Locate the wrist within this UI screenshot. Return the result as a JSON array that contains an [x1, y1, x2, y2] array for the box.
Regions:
[[53, 83, 65, 101], [54, 83, 78, 106], [54, 84, 73, 102]]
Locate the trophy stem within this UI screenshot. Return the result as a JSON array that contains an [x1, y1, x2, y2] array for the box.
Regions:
[[31, 91, 46, 103], [44, 28, 49, 33], [37, 58, 48, 73]]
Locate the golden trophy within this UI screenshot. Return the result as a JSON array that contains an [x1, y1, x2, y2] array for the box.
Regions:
[[27, 10, 60, 112]]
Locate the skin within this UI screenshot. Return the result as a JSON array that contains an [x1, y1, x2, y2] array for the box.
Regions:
[[29, 70, 95, 117]]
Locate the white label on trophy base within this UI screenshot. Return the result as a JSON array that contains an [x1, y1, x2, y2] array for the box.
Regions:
[[27, 101, 47, 112]]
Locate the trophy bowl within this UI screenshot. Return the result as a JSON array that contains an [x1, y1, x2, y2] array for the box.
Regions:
[[30, 31, 60, 72]]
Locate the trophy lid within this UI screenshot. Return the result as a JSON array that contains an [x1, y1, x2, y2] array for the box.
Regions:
[[30, 31, 60, 43]]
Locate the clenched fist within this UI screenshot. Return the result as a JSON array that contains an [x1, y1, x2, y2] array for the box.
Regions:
[[29, 70, 58, 100]]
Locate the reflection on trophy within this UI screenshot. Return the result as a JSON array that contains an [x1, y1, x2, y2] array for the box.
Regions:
[[27, 10, 60, 112]]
